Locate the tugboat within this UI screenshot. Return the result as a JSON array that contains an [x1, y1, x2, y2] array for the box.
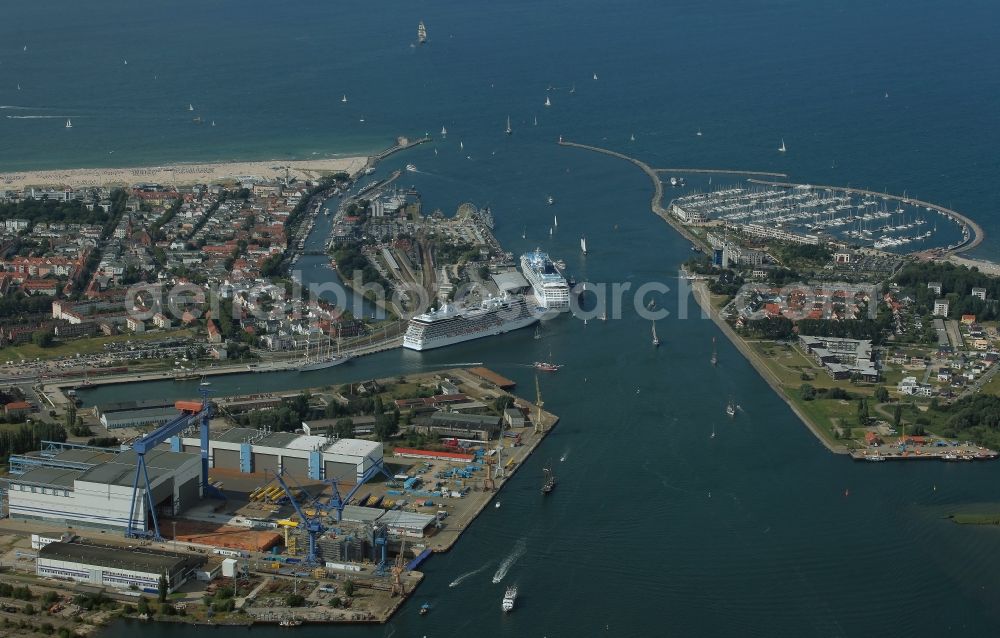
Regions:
[[279, 618, 302, 627], [502, 585, 518, 612], [726, 397, 736, 418], [419, 602, 431, 616], [542, 464, 556, 494], [534, 348, 562, 372]]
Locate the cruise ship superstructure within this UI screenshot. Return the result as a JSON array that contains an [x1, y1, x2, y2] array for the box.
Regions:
[[403, 294, 538, 351], [520, 248, 570, 311]]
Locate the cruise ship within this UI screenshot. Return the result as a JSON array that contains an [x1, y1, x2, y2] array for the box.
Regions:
[[403, 295, 538, 351], [520, 248, 570, 311]]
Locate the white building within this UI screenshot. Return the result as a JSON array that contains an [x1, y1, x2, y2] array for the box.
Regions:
[[36, 541, 199, 594], [933, 299, 950, 317], [927, 282, 943, 295], [7, 448, 200, 532], [971, 287, 987, 301]]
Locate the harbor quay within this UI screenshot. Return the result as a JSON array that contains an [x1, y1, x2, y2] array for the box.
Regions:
[[0, 367, 559, 627]]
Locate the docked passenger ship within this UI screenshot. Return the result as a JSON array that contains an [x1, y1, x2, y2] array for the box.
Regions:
[[402, 295, 538, 351], [520, 248, 570, 311]]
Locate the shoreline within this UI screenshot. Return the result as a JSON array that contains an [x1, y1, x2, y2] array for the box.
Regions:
[[689, 280, 848, 454], [0, 156, 370, 188], [558, 140, 850, 454]]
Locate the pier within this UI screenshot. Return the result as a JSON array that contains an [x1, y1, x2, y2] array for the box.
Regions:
[[366, 136, 431, 170], [557, 140, 700, 245], [747, 178, 984, 256], [654, 168, 788, 178]]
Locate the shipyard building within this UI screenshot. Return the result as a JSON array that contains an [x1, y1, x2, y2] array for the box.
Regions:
[[176, 427, 382, 483], [6, 447, 200, 531]]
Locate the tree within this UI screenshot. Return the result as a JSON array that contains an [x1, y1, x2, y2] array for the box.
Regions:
[[158, 572, 168, 603], [64, 404, 77, 430], [32, 330, 54, 348], [892, 404, 902, 428], [857, 399, 869, 426], [373, 413, 399, 441], [874, 386, 890, 403], [493, 396, 514, 413], [343, 580, 355, 597], [137, 597, 149, 616], [799, 384, 817, 401], [335, 417, 354, 439], [285, 594, 306, 607]]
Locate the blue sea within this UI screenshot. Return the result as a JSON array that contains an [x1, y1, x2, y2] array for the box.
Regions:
[[7, 1, 1000, 636]]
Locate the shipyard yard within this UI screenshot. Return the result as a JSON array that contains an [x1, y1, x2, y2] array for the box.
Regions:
[[0, 367, 560, 627]]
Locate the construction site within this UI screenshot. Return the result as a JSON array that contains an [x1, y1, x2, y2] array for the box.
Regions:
[[0, 367, 559, 625]]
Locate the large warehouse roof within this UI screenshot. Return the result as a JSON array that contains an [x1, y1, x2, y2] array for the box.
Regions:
[[77, 448, 195, 487], [327, 438, 381, 457], [38, 541, 201, 574], [491, 271, 530, 292], [14, 467, 81, 488]]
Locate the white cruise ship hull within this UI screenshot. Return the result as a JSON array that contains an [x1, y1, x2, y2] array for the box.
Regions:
[[298, 355, 352, 371], [403, 314, 537, 351]]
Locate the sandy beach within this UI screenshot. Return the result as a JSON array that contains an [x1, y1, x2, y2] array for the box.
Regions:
[[0, 156, 369, 189]]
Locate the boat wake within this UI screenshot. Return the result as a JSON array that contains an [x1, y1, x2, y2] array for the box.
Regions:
[[448, 562, 490, 588], [492, 538, 526, 584], [560, 449, 569, 462], [431, 362, 483, 368], [5, 115, 68, 119]]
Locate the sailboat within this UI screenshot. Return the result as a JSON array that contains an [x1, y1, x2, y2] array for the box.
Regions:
[[505, 115, 512, 135], [726, 397, 736, 418], [211, 120, 216, 127], [547, 195, 554, 206], [541, 463, 556, 494], [418, 21, 427, 44], [459, 140, 464, 151], [629, 133, 636, 142], [778, 138, 786, 153], [553, 215, 558, 227], [652, 321, 660, 347], [580, 236, 587, 254], [188, 103, 194, 111], [711, 425, 716, 439], [534, 325, 541, 340], [710, 337, 718, 366], [440, 125, 447, 136], [522, 226, 526, 239], [533, 115, 538, 126], [592, 72, 598, 80], [549, 227, 553, 236], [544, 96, 551, 107], [341, 95, 348, 103], [534, 348, 562, 372], [123, 58, 128, 65], [570, 83, 576, 94], [697, 128, 703, 137], [65, 119, 72, 129]]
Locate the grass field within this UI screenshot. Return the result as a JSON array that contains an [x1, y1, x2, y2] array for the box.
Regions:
[[0, 329, 195, 363]]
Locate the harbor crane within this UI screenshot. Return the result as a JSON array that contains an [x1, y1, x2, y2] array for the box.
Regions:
[[315, 462, 394, 523], [274, 468, 326, 565], [126, 384, 222, 540]]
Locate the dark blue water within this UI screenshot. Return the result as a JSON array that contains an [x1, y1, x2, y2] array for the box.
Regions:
[[10, 1, 1000, 636]]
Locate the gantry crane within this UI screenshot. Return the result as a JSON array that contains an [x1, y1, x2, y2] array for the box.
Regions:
[[274, 469, 325, 565], [390, 536, 407, 596], [126, 384, 222, 539]]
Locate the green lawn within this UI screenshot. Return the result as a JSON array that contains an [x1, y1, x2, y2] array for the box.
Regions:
[[787, 392, 860, 443], [981, 372, 1000, 397], [0, 329, 195, 363]]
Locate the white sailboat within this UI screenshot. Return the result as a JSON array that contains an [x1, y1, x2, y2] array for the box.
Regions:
[[522, 227, 526, 239], [188, 103, 194, 111], [459, 140, 464, 151], [65, 119, 72, 129], [629, 133, 635, 142], [553, 215, 558, 227], [418, 21, 427, 44], [580, 236, 587, 254], [592, 72, 598, 80], [778, 138, 786, 153], [544, 96, 551, 107], [211, 120, 216, 127], [505, 115, 512, 135], [697, 128, 703, 137], [547, 195, 554, 205], [652, 321, 660, 347], [533, 115, 538, 126], [441, 125, 447, 136], [549, 227, 553, 236], [341, 95, 348, 103], [570, 83, 576, 94]]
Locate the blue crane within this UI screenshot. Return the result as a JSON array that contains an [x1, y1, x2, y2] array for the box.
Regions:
[[126, 385, 221, 539], [274, 468, 326, 565], [315, 462, 395, 522]]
